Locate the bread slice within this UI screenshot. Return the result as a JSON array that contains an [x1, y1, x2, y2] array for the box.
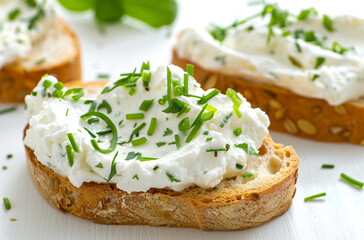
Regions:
[[0, 17, 81, 103], [172, 50, 364, 145], [24, 80, 299, 230]]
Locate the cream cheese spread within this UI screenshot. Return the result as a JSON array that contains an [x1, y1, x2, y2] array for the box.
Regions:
[[0, 0, 54, 68], [24, 64, 269, 193], [175, 6, 364, 105]]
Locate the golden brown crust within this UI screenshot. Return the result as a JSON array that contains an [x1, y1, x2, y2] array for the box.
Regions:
[[24, 80, 299, 230], [0, 18, 81, 103], [172, 50, 364, 145]]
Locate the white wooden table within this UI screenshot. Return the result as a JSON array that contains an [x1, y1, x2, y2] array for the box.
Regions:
[[1, 0, 363, 239]]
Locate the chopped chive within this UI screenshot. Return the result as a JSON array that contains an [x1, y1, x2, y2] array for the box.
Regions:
[[128, 88, 136, 96], [8, 8, 21, 20], [220, 113, 233, 128], [118, 120, 124, 127], [242, 172, 254, 179], [7, 154, 13, 159], [304, 192, 326, 202], [63, 88, 84, 101], [178, 117, 190, 133], [54, 82, 64, 90], [142, 70, 151, 87], [213, 187, 218, 191], [263, 89, 275, 97], [233, 105, 242, 118], [323, 14, 335, 32], [175, 134, 181, 149], [147, 118, 157, 136], [95, 163, 103, 168], [132, 122, 146, 134], [52, 89, 63, 98], [126, 113, 144, 119], [163, 128, 173, 136], [3, 198, 11, 210], [153, 165, 159, 171], [321, 164, 334, 169], [167, 67, 172, 103], [67, 133, 79, 153], [140, 157, 158, 162], [156, 142, 166, 147], [203, 131, 209, 135], [0, 106, 17, 115], [131, 137, 147, 146], [166, 173, 181, 182], [226, 88, 242, 106], [235, 143, 258, 156], [183, 73, 189, 94], [32, 91, 37, 96], [83, 127, 96, 138], [236, 163, 244, 169], [201, 111, 214, 121], [312, 74, 320, 81], [207, 144, 230, 152], [340, 173, 363, 189], [132, 174, 139, 180], [197, 89, 220, 105], [314, 57, 325, 69], [97, 100, 112, 114], [97, 73, 109, 79], [180, 93, 201, 98], [233, 127, 242, 136], [125, 152, 141, 160], [191, 104, 207, 127], [81, 112, 117, 154], [206, 104, 217, 113], [66, 108, 69, 116], [96, 130, 112, 136], [66, 145, 74, 167], [84, 100, 96, 112], [206, 137, 212, 142], [87, 118, 99, 124], [186, 121, 202, 143], [139, 99, 154, 111], [105, 151, 118, 183], [186, 64, 194, 76]]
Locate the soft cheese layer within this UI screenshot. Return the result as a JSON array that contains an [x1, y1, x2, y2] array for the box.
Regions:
[[176, 13, 364, 105], [0, 0, 54, 68], [24, 65, 269, 193]]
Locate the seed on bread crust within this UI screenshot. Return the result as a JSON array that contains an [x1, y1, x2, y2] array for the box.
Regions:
[[269, 99, 282, 109], [242, 89, 254, 100], [203, 75, 218, 89], [330, 126, 344, 134], [334, 105, 347, 115], [274, 108, 286, 120], [283, 119, 298, 134], [49, 176, 59, 193], [311, 106, 322, 114], [297, 120, 317, 135]]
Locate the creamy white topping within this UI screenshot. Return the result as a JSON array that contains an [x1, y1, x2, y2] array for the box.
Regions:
[[24, 65, 269, 193], [175, 13, 364, 105], [0, 0, 54, 68]]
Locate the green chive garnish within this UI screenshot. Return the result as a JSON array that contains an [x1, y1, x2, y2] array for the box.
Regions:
[[65, 108, 69, 116], [235, 143, 258, 156], [312, 74, 320, 81], [7, 154, 13, 159], [87, 118, 99, 124], [175, 134, 181, 149], [105, 151, 118, 183], [140, 157, 158, 162], [183, 73, 189, 94], [97, 73, 109, 79], [125, 152, 141, 160], [191, 104, 207, 127], [128, 88, 136, 96], [220, 113, 233, 128], [203, 131, 209, 135], [8, 8, 21, 20], [186, 64, 194, 76], [236, 163, 243, 169], [96, 130, 112, 136], [186, 121, 202, 143], [166, 173, 181, 182], [197, 89, 220, 105], [63, 88, 84, 101], [206, 137, 212, 142], [32, 91, 37, 96], [314, 57, 325, 69], [340, 173, 363, 189], [201, 111, 214, 121], [0, 106, 16, 115], [304, 192, 326, 202], [81, 112, 117, 154], [97, 100, 112, 114], [95, 163, 103, 168], [142, 70, 151, 87], [323, 14, 335, 32], [156, 142, 166, 147], [132, 122, 146, 134], [167, 67, 172, 103], [84, 127, 96, 138], [3, 197, 11, 210], [139, 100, 154, 112], [206, 144, 230, 152], [321, 164, 334, 169], [178, 117, 190, 133], [66, 145, 74, 167], [242, 172, 254, 179], [147, 118, 157, 136], [233, 127, 242, 136], [131, 137, 147, 146], [153, 165, 159, 171], [67, 133, 79, 153], [126, 113, 144, 120], [163, 128, 173, 136], [132, 174, 139, 180]]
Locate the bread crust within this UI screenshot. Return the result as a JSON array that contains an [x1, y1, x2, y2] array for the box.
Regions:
[[24, 81, 299, 230], [172, 50, 364, 145], [0, 18, 81, 103]]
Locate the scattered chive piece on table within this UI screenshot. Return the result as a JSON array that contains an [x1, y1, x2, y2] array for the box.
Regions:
[[340, 173, 364, 189], [126, 113, 144, 120], [98, 73, 109, 79], [139, 100, 154, 111], [7, 154, 13, 159], [65, 145, 74, 167], [304, 192, 326, 202], [0, 106, 17, 115], [147, 118, 157, 136], [242, 172, 254, 179], [131, 137, 147, 146], [3, 197, 11, 210], [67, 133, 79, 153], [321, 164, 334, 169]]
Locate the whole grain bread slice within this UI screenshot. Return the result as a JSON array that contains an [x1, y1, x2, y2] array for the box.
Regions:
[[172, 50, 364, 145], [0, 17, 81, 102], [24, 81, 299, 230]]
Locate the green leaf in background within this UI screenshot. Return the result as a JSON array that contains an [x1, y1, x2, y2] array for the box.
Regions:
[[121, 0, 177, 28], [58, 0, 95, 12], [95, 0, 124, 22]]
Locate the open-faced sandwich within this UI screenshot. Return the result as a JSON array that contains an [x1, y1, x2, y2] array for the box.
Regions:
[[0, 0, 81, 102], [24, 63, 299, 230], [172, 3, 364, 145]]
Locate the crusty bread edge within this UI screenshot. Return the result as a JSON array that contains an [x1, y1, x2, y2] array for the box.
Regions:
[[0, 17, 81, 103], [24, 81, 300, 230]]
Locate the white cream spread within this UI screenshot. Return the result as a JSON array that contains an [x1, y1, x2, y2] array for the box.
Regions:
[[24, 65, 269, 193], [175, 11, 364, 105], [0, 0, 54, 68]]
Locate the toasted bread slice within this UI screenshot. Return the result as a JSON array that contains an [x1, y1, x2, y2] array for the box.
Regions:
[[0, 17, 81, 103], [172, 50, 364, 145], [24, 81, 299, 230]]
